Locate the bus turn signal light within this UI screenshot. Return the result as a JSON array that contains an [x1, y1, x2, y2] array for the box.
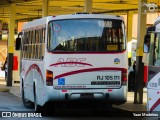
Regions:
[[46, 70, 53, 86]]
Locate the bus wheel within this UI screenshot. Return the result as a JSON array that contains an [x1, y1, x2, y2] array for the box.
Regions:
[[22, 86, 34, 109], [34, 88, 42, 112]]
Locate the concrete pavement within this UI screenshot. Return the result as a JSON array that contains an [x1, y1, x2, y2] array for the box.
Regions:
[[0, 77, 147, 111], [114, 93, 147, 111], [0, 77, 21, 97]]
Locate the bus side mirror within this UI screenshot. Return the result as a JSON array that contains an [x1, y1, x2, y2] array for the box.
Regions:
[[143, 34, 150, 53], [15, 37, 21, 50]]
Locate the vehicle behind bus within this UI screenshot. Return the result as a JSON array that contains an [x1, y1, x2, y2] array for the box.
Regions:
[[143, 17, 160, 114], [16, 13, 128, 112]]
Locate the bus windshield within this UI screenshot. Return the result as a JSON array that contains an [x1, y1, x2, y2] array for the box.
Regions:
[[48, 19, 126, 52]]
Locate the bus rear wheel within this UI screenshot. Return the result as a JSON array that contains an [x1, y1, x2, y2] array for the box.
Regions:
[[22, 86, 34, 109], [34, 87, 42, 112]]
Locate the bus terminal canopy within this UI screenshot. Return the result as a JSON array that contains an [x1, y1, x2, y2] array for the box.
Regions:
[[0, 0, 159, 21]]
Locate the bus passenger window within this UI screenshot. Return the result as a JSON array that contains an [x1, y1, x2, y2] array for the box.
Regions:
[[41, 28, 46, 60]]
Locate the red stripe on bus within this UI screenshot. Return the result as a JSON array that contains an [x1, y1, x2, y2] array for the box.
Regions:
[[25, 64, 44, 82], [54, 67, 126, 80], [144, 66, 148, 84], [150, 98, 160, 112], [50, 62, 93, 67]]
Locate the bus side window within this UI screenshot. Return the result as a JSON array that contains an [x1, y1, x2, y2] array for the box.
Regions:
[[39, 28, 42, 60], [33, 30, 36, 59], [41, 27, 45, 60], [35, 30, 38, 59], [30, 31, 32, 59], [25, 31, 29, 59], [31, 30, 35, 59], [118, 29, 124, 50], [22, 32, 26, 59], [154, 34, 160, 66], [47, 23, 52, 51], [28, 31, 32, 59], [37, 29, 41, 60]]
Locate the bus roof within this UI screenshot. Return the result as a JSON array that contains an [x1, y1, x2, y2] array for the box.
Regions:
[[22, 14, 124, 30]]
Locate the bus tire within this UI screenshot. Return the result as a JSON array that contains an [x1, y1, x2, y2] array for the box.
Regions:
[[22, 85, 34, 109], [34, 86, 42, 112]]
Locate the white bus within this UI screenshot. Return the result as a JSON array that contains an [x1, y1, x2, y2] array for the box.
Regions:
[[16, 13, 128, 112], [143, 17, 160, 113]]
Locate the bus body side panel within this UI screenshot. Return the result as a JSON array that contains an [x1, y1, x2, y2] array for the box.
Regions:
[[147, 67, 160, 112], [22, 61, 34, 101], [21, 60, 47, 106], [33, 61, 46, 106], [148, 88, 160, 111]]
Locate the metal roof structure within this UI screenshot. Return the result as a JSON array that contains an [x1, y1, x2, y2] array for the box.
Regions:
[[0, 0, 158, 22]]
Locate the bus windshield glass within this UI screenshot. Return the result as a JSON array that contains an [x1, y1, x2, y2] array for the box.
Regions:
[[48, 19, 126, 52]]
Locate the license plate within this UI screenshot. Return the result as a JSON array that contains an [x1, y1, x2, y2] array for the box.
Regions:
[[80, 93, 94, 99]]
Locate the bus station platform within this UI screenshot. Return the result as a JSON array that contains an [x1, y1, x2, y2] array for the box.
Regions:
[[114, 92, 147, 111], [0, 77, 147, 112]]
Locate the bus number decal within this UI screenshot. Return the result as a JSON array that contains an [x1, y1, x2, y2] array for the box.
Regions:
[[97, 75, 120, 80]]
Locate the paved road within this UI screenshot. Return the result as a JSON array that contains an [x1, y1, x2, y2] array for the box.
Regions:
[[0, 92, 30, 111], [0, 91, 147, 120]]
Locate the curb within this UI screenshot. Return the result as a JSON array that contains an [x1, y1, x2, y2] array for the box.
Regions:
[[0, 88, 10, 92]]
